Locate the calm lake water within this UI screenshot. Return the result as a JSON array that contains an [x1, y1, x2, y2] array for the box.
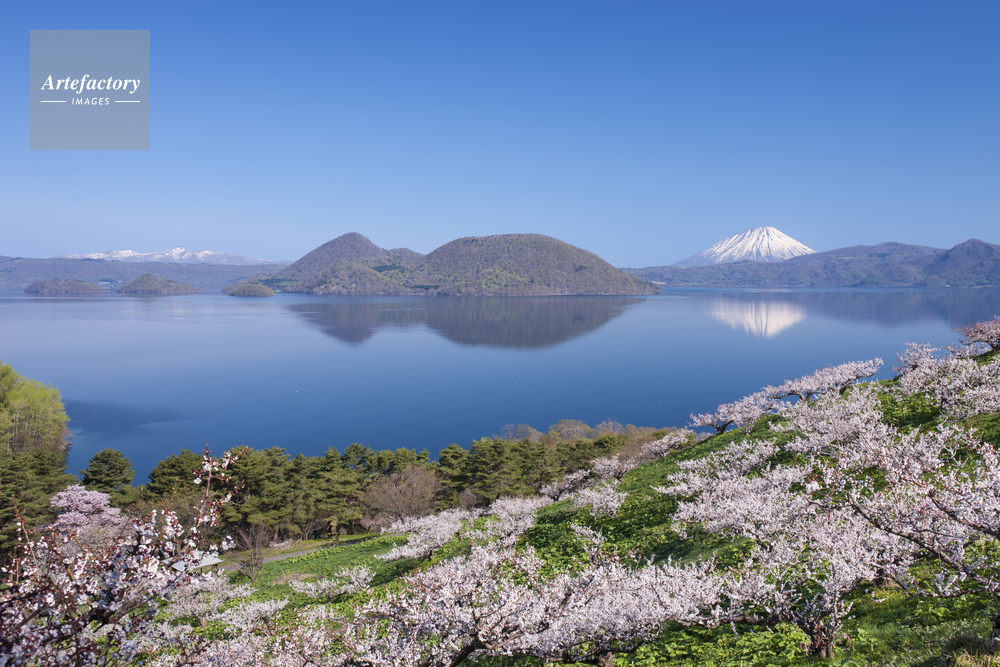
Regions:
[[1, 289, 999, 480]]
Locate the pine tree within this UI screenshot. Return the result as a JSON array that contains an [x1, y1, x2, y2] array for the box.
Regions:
[[80, 448, 135, 493]]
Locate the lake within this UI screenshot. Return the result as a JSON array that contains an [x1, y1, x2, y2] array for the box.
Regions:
[[1, 289, 998, 480]]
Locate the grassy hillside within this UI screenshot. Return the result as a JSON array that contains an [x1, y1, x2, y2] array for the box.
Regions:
[[234, 417, 999, 666], [258, 232, 658, 296], [216, 346, 1000, 666], [627, 239, 1000, 288]]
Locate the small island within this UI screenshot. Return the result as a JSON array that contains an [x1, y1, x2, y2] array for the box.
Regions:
[[224, 282, 274, 297], [118, 273, 201, 295], [25, 279, 103, 295]]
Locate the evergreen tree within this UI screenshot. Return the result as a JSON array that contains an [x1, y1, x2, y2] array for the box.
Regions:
[[80, 448, 135, 493], [436, 443, 470, 506], [0, 449, 75, 553], [313, 447, 364, 533], [467, 438, 533, 504], [145, 448, 202, 498]]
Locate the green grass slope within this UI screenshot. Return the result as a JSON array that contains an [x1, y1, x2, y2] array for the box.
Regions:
[[234, 365, 1000, 667]]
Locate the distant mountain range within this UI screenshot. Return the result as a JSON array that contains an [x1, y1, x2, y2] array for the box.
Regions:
[[675, 227, 815, 266], [57, 246, 282, 265], [7, 231, 1000, 293], [626, 239, 1000, 288], [0, 257, 285, 292], [246, 232, 657, 296]]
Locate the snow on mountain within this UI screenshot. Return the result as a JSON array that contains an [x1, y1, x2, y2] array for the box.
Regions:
[[674, 227, 816, 267], [57, 246, 282, 265]]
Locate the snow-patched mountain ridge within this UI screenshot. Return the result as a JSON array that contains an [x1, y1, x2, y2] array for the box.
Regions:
[[57, 247, 281, 265], [674, 227, 815, 266]]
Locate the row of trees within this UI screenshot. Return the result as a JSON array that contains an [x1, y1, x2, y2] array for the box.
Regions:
[[17, 414, 670, 550], [0, 350, 672, 558], [122, 422, 672, 539]]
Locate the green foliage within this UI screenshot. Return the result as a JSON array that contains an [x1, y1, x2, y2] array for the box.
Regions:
[[147, 448, 202, 496], [437, 443, 469, 506], [464, 437, 557, 504], [0, 362, 70, 456], [80, 448, 135, 494], [0, 362, 74, 553], [0, 448, 75, 553], [878, 389, 940, 432]]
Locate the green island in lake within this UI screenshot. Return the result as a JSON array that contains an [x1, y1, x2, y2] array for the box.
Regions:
[[24, 279, 103, 295], [118, 273, 201, 295]]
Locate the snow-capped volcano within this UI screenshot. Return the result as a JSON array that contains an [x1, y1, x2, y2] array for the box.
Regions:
[[674, 227, 815, 267], [57, 247, 281, 265]]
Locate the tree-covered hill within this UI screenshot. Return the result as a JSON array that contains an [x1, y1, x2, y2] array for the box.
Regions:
[[118, 273, 201, 295], [255, 232, 658, 295], [24, 279, 103, 294], [627, 239, 1000, 288]]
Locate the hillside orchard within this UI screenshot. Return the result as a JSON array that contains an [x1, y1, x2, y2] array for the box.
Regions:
[[2, 317, 1000, 665]]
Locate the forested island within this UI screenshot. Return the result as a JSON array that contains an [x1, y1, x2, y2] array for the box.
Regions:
[[3, 317, 1000, 665], [24, 279, 103, 294], [224, 281, 275, 297], [118, 273, 201, 295], [232, 232, 658, 296]]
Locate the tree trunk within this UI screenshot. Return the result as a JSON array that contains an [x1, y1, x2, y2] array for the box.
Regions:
[[807, 625, 836, 659], [595, 651, 615, 667]]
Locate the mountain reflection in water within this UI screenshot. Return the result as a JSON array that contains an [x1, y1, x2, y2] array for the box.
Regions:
[[710, 299, 807, 337], [287, 297, 644, 349], [700, 289, 1000, 338]]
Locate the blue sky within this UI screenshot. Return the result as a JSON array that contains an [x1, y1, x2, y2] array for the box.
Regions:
[[2, 1, 997, 267]]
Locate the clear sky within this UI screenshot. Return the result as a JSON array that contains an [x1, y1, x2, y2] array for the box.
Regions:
[[2, 1, 997, 267]]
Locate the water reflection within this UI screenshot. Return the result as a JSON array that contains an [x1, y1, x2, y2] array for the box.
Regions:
[[287, 297, 643, 349], [710, 298, 806, 338], [63, 401, 189, 435], [701, 289, 1000, 338]]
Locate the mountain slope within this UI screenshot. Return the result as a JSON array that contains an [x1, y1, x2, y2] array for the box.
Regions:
[[675, 227, 816, 266], [924, 239, 1000, 286], [409, 234, 655, 295], [258, 233, 657, 296], [624, 240, 1000, 288]]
